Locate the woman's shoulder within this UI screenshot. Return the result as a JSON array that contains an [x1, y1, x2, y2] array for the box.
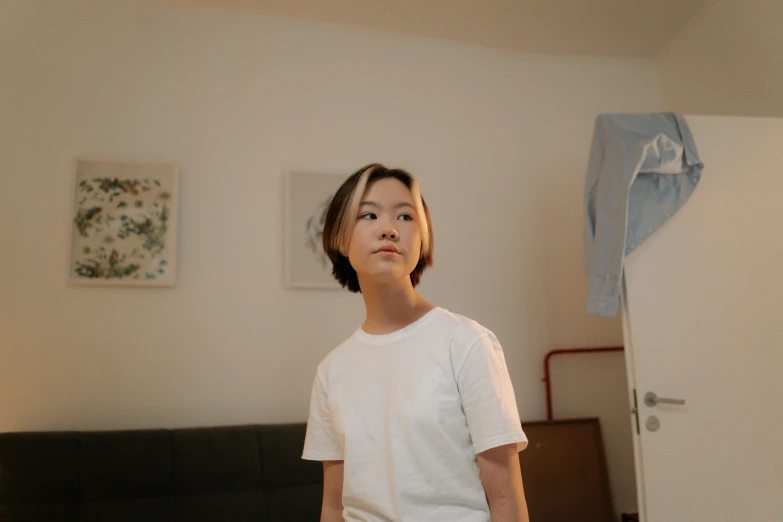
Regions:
[[315, 333, 360, 369], [434, 307, 497, 346]]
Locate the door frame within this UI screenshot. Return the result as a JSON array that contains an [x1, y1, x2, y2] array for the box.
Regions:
[[621, 280, 648, 521]]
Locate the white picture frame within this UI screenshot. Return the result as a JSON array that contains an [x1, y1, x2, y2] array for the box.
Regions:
[[67, 158, 179, 287], [283, 170, 346, 289]]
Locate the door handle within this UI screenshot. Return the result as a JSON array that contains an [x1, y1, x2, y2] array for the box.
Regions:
[[644, 391, 686, 407]]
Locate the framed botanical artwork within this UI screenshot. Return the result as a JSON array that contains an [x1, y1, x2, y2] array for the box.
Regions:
[[68, 158, 179, 287], [284, 170, 346, 289]]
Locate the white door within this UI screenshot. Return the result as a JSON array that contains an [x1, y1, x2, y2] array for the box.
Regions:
[[621, 115, 783, 522]]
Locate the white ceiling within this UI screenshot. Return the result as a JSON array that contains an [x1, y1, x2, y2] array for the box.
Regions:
[[166, 0, 712, 58]]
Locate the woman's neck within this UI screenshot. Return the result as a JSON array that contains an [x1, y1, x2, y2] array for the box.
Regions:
[[359, 280, 434, 335]]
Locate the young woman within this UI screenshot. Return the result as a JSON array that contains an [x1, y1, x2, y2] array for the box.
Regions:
[[302, 163, 529, 522]]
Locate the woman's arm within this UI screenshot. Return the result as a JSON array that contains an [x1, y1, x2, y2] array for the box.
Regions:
[[320, 460, 345, 522], [477, 443, 529, 522]]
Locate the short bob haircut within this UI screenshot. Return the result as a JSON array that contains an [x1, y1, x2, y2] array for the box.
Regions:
[[322, 163, 434, 293]]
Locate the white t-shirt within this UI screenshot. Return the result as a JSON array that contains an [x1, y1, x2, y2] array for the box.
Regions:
[[302, 306, 527, 522]]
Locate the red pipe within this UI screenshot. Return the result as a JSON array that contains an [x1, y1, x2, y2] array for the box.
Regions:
[[543, 346, 624, 421]]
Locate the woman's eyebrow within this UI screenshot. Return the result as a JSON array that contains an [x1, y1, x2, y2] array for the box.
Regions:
[[359, 201, 415, 209]]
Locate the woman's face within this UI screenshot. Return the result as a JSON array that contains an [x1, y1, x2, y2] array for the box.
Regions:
[[346, 177, 422, 288]]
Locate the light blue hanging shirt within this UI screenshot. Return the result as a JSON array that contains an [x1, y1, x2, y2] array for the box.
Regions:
[[583, 113, 704, 317]]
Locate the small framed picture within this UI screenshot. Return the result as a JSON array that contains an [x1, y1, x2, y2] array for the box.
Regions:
[[284, 170, 347, 289], [68, 158, 179, 287]]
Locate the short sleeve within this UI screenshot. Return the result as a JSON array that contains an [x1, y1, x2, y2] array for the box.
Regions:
[[301, 368, 344, 461], [457, 334, 528, 454]]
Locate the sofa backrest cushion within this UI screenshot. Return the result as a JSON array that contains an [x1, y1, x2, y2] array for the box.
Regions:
[[0, 423, 324, 522]]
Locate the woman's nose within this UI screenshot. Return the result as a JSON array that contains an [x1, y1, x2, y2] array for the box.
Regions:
[[379, 222, 398, 240]]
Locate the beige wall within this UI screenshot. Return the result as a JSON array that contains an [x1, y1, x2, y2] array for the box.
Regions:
[[658, 0, 783, 117], [0, 0, 659, 517]]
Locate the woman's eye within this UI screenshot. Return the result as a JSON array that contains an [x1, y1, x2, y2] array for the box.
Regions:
[[360, 213, 376, 220], [399, 214, 413, 221]]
